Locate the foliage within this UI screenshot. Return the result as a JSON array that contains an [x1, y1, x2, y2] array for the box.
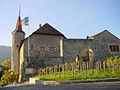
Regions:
[[0, 70, 19, 86], [0, 59, 19, 86], [2, 59, 11, 71], [106, 56, 120, 68], [36, 56, 120, 81], [36, 68, 120, 81]]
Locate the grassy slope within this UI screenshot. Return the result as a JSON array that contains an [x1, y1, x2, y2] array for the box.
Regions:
[[35, 68, 120, 80]]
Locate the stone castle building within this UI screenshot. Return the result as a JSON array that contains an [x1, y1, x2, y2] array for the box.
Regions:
[[11, 15, 120, 81]]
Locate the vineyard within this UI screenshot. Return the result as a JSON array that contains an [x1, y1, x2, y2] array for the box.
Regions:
[[36, 57, 120, 80]]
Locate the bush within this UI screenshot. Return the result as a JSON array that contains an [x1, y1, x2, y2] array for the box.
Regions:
[[2, 59, 11, 71], [0, 70, 19, 86]]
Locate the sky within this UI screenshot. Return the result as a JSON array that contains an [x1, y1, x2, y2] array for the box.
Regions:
[[0, 0, 120, 46]]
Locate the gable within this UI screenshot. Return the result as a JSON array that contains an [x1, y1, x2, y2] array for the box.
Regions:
[[89, 30, 120, 41], [19, 23, 66, 51], [32, 23, 65, 37]]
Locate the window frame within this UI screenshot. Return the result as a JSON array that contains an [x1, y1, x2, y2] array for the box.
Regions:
[[109, 44, 120, 53]]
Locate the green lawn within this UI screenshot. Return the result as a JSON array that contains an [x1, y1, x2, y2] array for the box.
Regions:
[[35, 68, 120, 81]]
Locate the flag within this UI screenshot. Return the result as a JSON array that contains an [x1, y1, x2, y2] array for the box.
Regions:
[[18, 16, 22, 27], [23, 17, 29, 26], [15, 16, 22, 30]]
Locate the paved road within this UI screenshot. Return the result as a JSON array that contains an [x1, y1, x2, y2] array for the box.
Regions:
[[0, 81, 120, 90]]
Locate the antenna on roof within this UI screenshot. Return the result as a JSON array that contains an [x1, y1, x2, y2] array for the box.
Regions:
[[19, 4, 21, 16]]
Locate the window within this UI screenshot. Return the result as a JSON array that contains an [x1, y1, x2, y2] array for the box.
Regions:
[[40, 46, 45, 57], [34, 46, 40, 56], [116, 45, 119, 52], [109, 45, 120, 52], [49, 47, 54, 52], [40, 46, 45, 52], [30, 44, 34, 50], [109, 45, 112, 52], [45, 47, 49, 52]]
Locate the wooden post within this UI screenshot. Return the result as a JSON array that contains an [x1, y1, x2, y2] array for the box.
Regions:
[[58, 64, 60, 79], [103, 61, 106, 70], [95, 62, 98, 75], [112, 60, 115, 73], [63, 64, 65, 79], [72, 63, 74, 79], [99, 61, 102, 70], [78, 61, 80, 73]]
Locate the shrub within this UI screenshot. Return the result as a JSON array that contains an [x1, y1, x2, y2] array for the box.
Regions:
[[0, 70, 19, 86]]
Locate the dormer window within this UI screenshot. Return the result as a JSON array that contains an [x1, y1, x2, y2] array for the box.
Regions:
[[109, 45, 120, 52]]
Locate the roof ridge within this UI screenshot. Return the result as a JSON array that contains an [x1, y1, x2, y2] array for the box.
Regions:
[[32, 23, 65, 37], [89, 30, 108, 38], [89, 30, 120, 40]]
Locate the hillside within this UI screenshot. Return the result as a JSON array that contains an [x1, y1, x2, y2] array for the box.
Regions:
[[0, 45, 11, 64]]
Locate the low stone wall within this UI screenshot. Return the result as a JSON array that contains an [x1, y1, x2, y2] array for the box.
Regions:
[[29, 78, 60, 85], [43, 81, 60, 85], [29, 78, 120, 86], [29, 78, 42, 85]]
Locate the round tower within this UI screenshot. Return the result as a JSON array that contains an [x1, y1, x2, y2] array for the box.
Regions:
[[11, 14, 25, 73]]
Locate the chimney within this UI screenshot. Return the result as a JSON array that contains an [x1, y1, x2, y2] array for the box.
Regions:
[[86, 36, 89, 39], [39, 24, 42, 28]]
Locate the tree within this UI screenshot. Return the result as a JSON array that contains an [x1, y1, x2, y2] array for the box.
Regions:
[[2, 59, 11, 71], [0, 70, 19, 86], [0, 59, 19, 86]]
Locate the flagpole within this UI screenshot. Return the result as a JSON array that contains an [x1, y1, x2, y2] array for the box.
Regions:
[[27, 25, 30, 58], [23, 16, 30, 62]]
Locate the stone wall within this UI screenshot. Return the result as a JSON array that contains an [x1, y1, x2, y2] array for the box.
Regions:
[[19, 34, 65, 81], [23, 34, 65, 58], [11, 31, 25, 73], [91, 31, 120, 60], [62, 31, 120, 63], [19, 34, 65, 67], [23, 57, 63, 68], [19, 30, 120, 81], [61, 39, 96, 63]]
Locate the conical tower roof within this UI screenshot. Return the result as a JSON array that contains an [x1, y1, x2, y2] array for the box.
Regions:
[[14, 10, 25, 34]]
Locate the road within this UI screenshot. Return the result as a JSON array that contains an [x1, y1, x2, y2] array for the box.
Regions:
[[0, 81, 120, 90]]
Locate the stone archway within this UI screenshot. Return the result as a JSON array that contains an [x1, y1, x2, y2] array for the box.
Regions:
[[81, 48, 93, 62]]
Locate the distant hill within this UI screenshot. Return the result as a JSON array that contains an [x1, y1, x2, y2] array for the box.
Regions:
[[0, 45, 11, 64]]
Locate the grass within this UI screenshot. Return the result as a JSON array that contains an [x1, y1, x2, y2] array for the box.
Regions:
[[35, 68, 120, 81]]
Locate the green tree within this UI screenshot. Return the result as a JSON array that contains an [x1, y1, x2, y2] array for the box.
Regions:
[[1, 70, 19, 85], [2, 59, 11, 71], [0, 59, 19, 86]]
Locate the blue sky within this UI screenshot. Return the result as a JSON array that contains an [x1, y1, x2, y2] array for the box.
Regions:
[[0, 0, 120, 46]]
